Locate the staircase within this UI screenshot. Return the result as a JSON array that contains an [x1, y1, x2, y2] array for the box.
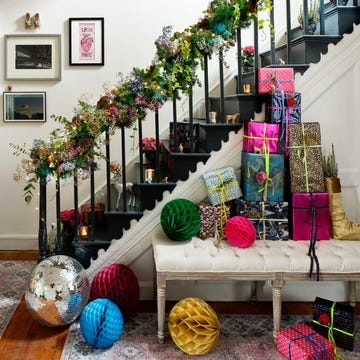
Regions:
[[35, 2, 360, 287]]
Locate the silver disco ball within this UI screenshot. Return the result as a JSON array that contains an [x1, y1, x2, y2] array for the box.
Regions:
[[25, 255, 90, 327]]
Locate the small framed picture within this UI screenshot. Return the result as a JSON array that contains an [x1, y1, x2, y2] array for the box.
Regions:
[[5, 34, 61, 81], [69, 17, 104, 66], [3, 92, 46, 122]]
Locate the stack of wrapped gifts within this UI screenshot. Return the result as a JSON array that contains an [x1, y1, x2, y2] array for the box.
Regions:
[[192, 67, 354, 358]]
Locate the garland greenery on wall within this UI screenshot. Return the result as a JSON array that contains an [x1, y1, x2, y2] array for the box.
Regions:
[[11, 0, 271, 204]]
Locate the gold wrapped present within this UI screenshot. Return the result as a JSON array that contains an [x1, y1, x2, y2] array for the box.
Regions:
[[288, 122, 325, 193]]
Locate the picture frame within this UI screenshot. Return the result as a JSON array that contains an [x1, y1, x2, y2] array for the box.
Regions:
[[69, 17, 104, 66], [3, 92, 46, 122], [5, 34, 61, 81]]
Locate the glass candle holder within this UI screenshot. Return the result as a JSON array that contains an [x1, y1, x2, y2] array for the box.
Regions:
[[209, 111, 217, 123], [79, 225, 89, 240], [145, 168, 155, 183]]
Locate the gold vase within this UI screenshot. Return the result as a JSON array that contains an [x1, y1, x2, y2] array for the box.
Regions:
[[325, 177, 360, 240]]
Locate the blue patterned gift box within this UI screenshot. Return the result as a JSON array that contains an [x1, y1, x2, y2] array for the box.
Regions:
[[202, 166, 242, 206], [265, 92, 301, 154], [241, 151, 284, 202], [236, 200, 289, 240]]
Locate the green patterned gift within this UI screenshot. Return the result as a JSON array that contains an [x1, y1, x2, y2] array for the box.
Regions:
[[202, 166, 242, 206]]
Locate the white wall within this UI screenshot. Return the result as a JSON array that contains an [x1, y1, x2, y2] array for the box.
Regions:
[[0, 0, 212, 249]]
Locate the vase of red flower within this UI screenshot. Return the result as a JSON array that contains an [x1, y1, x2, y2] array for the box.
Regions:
[[60, 209, 77, 248], [241, 45, 254, 73]]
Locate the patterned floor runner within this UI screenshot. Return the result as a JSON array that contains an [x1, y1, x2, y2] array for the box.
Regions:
[[0, 260, 36, 338], [61, 313, 360, 359]]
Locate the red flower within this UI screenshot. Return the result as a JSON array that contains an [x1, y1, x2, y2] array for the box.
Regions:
[[287, 97, 297, 107], [255, 171, 267, 184], [319, 313, 331, 325], [60, 209, 78, 226]]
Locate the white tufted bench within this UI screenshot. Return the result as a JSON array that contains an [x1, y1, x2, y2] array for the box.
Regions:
[[152, 230, 360, 343]]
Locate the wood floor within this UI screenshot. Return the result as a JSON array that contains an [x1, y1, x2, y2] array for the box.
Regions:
[[0, 250, 353, 360]]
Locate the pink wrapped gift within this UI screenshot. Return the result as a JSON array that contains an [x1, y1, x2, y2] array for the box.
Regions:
[[243, 122, 280, 153], [277, 323, 334, 360], [258, 67, 295, 93], [291, 193, 330, 240]]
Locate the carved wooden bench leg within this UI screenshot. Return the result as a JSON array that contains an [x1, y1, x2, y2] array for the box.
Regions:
[[157, 273, 166, 344], [349, 280, 357, 307], [271, 276, 284, 341]]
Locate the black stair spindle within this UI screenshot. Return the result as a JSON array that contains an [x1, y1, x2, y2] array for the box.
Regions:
[[155, 110, 161, 182], [188, 90, 194, 152], [73, 172, 79, 242], [203, 54, 210, 123], [303, 0, 309, 35], [172, 99, 178, 152], [286, 0, 292, 64], [121, 126, 128, 211], [138, 118, 144, 183], [89, 170, 96, 241], [105, 130, 112, 211], [236, 26, 243, 94], [56, 178, 61, 252], [219, 50, 225, 123], [320, 0, 325, 35], [253, 15, 259, 93], [38, 176, 47, 261], [269, 1, 276, 65]]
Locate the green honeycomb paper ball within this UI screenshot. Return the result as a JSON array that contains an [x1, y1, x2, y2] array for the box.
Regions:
[[161, 199, 201, 241]]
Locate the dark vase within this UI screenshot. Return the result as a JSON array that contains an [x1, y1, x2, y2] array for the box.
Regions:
[[61, 220, 75, 248], [308, 22, 317, 35], [144, 150, 156, 169]]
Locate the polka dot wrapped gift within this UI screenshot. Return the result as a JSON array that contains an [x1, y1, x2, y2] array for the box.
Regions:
[[276, 323, 334, 359]]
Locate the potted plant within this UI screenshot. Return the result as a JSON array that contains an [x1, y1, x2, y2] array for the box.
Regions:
[[298, 0, 320, 34]]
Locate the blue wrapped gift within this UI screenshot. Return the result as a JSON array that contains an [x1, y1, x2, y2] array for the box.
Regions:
[[241, 151, 284, 201], [202, 166, 242, 206], [265, 92, 301, 154], [236, 200, 289, 240]]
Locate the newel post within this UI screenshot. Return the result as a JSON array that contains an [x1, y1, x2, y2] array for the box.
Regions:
[[38, 175, 48, 261]]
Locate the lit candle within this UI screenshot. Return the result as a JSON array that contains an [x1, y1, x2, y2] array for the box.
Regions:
[[209, 111, 217, 123], [145, 169, 155, 183], [79, 226, 89, 240]]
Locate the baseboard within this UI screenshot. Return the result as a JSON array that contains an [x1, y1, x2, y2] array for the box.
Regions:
[[0, 235, 38, 250]]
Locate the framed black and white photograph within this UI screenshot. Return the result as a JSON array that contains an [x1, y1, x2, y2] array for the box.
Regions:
[[5, 34, 61, 81], [69, 17, 104, 66], [3, 92, 46, 122]]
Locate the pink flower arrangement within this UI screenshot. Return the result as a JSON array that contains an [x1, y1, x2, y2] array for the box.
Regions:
[[142, 137, 162, 151], [60, 209, 78, 226], [241, 45, 254, 66]]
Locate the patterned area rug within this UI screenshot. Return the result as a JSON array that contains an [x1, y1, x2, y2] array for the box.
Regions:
[[0, 260, 36, 338], [61, 313, 360, 359]]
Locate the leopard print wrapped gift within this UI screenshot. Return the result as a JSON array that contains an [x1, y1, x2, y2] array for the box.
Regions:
[[288, 122, 325, 193]]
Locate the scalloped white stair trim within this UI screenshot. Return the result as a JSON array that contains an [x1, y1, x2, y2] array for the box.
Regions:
[[86, 128, 244, 281]]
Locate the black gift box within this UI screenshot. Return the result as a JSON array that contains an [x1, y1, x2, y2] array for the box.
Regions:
[[312, 296, 355, 351]]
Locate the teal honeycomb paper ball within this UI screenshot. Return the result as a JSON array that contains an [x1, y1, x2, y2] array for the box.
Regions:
[[161, 198, 201, 241]]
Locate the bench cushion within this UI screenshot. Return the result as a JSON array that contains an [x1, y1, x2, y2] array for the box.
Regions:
[[152, 231, 360, 274]]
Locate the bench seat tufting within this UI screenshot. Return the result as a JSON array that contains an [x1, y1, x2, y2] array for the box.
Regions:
[[152, 230, 360, 343]]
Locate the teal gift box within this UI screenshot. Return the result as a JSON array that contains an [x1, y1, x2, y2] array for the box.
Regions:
[[241, 151, 284, 201]]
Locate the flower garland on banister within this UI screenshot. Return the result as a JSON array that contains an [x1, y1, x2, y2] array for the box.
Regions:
[[12, 0, 271, 204]]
